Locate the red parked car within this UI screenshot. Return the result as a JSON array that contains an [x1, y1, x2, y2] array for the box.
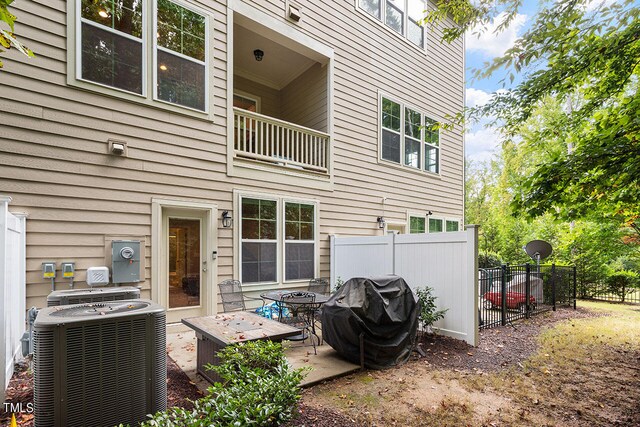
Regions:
[[482, 290, 536, 313]]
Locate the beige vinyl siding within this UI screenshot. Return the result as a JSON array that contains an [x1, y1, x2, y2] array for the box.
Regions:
[[234, 75, 281, 117], [280, 63, 328, 132], [2, 0, 463, 310]]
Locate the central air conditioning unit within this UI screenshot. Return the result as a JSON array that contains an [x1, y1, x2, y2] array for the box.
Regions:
[[46, 286, 141, 306], [33, 300, 167, 427]]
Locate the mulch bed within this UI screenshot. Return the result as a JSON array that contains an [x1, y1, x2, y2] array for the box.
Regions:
[[1, 307, 602, 426], [416, 306, 603, 372]]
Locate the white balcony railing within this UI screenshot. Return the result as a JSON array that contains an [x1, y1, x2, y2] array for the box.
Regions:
[[233, 107, 330, 173]]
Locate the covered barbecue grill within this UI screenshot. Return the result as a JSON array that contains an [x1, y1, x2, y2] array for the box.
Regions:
[[321, 275, 419, 369]]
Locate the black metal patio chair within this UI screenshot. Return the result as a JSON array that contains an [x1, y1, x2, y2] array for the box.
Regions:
[[218, 279, 263, 313]]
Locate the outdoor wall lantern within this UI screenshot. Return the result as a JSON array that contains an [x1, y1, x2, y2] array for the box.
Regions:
[[222, 211, 232, 228], [377, 216, 386, 229], [253, 49, 264, 61]]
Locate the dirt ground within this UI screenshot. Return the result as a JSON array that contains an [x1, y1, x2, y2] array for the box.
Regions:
[[297, 304, 640, 426], [2, 303, 638, 427]]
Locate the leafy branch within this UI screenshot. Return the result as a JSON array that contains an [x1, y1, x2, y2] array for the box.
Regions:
[[0, 0, 34, 68]]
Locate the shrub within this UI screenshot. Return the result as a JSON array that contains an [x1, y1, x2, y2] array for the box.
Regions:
[[604, 270, 639, 302], [416, 286, 447, 333], [333, 276, 344, 292], [478, 251, 503, 268], [126, 341, 306, 427]]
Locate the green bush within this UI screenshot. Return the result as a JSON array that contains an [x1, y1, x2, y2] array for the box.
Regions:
[[416, 286, 447, 333], [125, 341, 306, 427], [604, 270, 639, 302], [478, 251, 503, 269]]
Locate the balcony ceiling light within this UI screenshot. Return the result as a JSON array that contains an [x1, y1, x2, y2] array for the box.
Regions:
[[98, 9, 110, 18]]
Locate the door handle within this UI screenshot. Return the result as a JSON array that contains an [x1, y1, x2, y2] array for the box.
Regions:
[[202, 260, 207, 272]]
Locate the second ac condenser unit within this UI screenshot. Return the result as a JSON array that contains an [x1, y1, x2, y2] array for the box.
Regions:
[[46, 286, 141, 306], [33, 300, 166, 427]]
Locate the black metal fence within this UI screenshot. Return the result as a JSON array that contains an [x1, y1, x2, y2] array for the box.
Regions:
[[479, 264, 576, 330], [578, 281, 640, 304]]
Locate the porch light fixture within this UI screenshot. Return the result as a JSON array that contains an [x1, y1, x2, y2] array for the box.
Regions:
[[253, 49, 264, 61], [222, 211, 232, 228], [377, 216, 386, 229]]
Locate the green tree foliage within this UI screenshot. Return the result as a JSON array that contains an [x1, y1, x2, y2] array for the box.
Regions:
[[426, 0, 639, 232], [0, 0, 34, 68]]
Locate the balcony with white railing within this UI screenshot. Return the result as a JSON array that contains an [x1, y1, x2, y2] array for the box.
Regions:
[[233, 107, 330, 174]]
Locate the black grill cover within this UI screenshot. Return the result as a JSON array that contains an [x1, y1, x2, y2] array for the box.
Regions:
[[321, 276, 419, 369]]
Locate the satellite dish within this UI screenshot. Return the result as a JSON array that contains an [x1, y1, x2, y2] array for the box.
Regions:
[[524, 240, 553, 264]]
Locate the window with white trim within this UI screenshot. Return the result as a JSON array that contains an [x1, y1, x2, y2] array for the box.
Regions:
[[155, 0, 207, 110], [381, 95, 440, 173], [409, 216, 425, 233], [428, 217, 443, 233], [79, 0, 144, 94], [284, 202, 315, 281], [241, 198, 277, 283], [358, 0, 426, 48], [76, 0, 208, 112], [239, 195, 317, 284], [446, 219, 460, 232], [409, 215, 460, 233]]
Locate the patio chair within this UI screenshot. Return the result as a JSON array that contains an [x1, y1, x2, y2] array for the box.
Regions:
[[279, 291, 319, 355], [308, 278, 330, 295], [218, 279, 263, 313]]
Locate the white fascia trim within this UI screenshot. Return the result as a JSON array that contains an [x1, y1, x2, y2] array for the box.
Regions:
[[228, 0, 334, 62]]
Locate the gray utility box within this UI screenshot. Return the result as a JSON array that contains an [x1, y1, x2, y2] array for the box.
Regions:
[[47, 286, 140, 306], [112, 240, 141, 284]]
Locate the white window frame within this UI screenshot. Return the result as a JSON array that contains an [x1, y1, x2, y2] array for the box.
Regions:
[[282, 200, 318, 283], [69, 0, 211, 117], [407, 213, 427, 234], [233, 90, 262, 113], [75, 0, 147, 97], [235, 191, 319, 287], [428, 216, 444, 233], [239, 194, 279, 286], [152, 0, 209, 113], [355, 0, 427, 51], [379, 93, 441, 175], [445, 218, 461, 232]]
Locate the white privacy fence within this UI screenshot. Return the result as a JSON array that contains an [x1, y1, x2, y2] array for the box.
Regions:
[[0, 196, 27, 402], [330, 226, 479, 346]]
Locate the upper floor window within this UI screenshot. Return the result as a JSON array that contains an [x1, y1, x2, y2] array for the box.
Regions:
[[358, 0, 426, 48], [380, 95, 440, 174], [76, 0, 209, 112], [80, 0, 144, 94]]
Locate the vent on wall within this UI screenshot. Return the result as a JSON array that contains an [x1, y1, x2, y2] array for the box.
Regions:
[[46, 287, 141, 306], [33, 300, 166, 427]]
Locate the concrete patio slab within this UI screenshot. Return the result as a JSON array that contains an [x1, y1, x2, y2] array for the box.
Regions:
[[166, 322, 360, 393]]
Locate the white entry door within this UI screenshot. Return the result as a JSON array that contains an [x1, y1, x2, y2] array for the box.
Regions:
[[157, 205, 216, 323]]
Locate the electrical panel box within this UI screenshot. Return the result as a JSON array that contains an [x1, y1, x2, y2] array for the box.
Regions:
[[111, 240, 141, 284]]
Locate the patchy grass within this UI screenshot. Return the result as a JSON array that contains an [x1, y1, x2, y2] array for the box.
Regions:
[[303, 302, 640, 426]]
